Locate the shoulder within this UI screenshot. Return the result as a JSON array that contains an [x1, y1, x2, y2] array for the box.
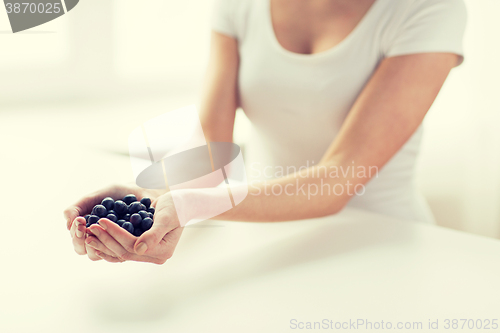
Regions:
[[378, 0, 466, 27], [396, 0, 468, 40], [396, 0, 467, 24], [212, 0, 257, 40], [213, 0, 256, 19], [380, 0, 467, 65]]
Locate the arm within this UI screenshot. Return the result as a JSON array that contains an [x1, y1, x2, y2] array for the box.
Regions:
[[199, 31, 240, 143], [66, 32, 241, 263], [180, 52, 459, 222], [85, 52, 459, 261]]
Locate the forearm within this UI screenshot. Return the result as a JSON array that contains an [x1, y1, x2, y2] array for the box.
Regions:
[[175, 159, 369, 223], [174, 54, 458, 224]]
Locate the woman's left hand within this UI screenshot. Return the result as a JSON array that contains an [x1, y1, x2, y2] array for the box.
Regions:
[[85, 192, 184, 264]]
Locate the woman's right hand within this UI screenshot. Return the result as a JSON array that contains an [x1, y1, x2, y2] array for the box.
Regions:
[[64, 183, 165, 261]]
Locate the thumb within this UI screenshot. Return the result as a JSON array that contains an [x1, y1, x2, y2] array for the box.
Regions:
[[134, 213, 177, 255]]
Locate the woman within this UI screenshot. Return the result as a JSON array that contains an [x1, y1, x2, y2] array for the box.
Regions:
[[65, 0, 467, 264]]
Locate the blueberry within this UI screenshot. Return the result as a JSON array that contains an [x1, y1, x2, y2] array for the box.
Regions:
[[108, 210, 116, 215], [124, 214, 131, 221], [123, 194, 137, 205], [114, 200, 128, 216], [88, 215, 99, 226], [141, 217, 153, 231], [130, 213, 142, 227], [128, 202, 142, 214], [147, 207, 155, 215], [86, 222, 90, 228], [106, 214, 117, 222], [140, 197, 151, 209], [84, 214, 90, 223], [92, 204, 107, 218], [116, 220, 125, 227], [133, 227, 143, 237], [122, 222, 134, 234], [138, 210, 149, 219], [148, 212, 154, 219], [139, 203, 147, 211], [101, 197, 115, 211]]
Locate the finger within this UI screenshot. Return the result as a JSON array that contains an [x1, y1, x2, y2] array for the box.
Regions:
[[85, 235, 119, 258], [90, 223, 162, 262], [97, 219, 137, 252], [94, 245, 162, 264], [64, 193, 100, 230], [128, 228, 184, 264], [95, 251, 125, 263], [64, 184, 136, 230], [69, 217, 77, 238], [71, 217, 87, 255], [134, 209, 178, 255], [85, 245, 102, 262], [88, 224, 136, 260]]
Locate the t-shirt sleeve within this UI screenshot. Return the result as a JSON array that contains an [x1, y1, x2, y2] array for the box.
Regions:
[[384, 0, 467, 66], [211, 0, 237, 38]]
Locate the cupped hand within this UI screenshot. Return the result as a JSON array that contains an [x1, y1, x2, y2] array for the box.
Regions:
[[84, 192, 184, 264], [64, 183, 165, 261]]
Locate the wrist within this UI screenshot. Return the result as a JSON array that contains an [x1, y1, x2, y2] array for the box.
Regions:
[[169, 187, 233, 226], [166, 190, 192, 226]]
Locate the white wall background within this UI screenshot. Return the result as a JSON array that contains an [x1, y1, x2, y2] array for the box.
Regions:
[[0, 0, 498, 237], [416, 0, 500, 238]]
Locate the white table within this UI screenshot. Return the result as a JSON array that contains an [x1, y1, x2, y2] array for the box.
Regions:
[[1, 111, 500, 333]]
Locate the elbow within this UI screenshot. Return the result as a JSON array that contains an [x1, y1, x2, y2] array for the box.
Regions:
[[314, 196, 349, 219], [329, 199, 348, 216]]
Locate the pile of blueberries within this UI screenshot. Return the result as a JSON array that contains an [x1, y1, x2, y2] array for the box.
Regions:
[[84, 194, 155, 237]]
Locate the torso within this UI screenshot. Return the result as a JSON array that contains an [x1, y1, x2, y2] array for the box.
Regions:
[[226, 0, 436, 223], [270, 0, 377, 55]]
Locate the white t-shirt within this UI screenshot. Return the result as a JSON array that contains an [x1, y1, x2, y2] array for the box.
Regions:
[[211, 0, 467, 223]]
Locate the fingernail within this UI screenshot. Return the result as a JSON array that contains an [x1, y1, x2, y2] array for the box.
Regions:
[[88, 240, 97, 247], [74, 220, 81, 227], [136, 243, 148, 255], [76, 229, 83, 238], [99, 220, 107, 230], [90, 228, 100, 237]]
